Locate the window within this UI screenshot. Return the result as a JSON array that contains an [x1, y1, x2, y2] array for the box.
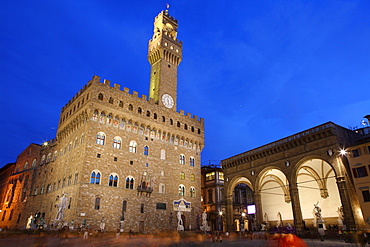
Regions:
[[362, 190, 370, 202], [219, 172, 224, 180], [146, 110, 150, 117], [109, 174, 118, 187], [32, 159, 37, 167], [24, 162, 29, 170], [144, 146, 149, 156], [74, 173, 78, 184], [208, 189, 213, 203], [40, 155, 45, 165], [162, 116, 165, 122], [95, 197, 100, 210], [129, 141, 137, 153], [178, 185, 185, 196], [68, 176, 72, 186], [90, 171, 101, 184], [353, 166, 368, 178], [109, 97, 114, 104], [113, 137, 122, 149], [53, 151, 58, 161], [189, 157, 195, 167], [122, 200, 127, 212], [140, 203, 144, 213], [160, 149, 166, 160], [159, 183, 165, 193], [126, 177, 134, 189], [129, 104, 133, 111], [206, 172, 215, 181], [156, 203, 166, 210], [190, 187, 196, 198], [154, 113, 157, 119], [96, 132, 106, 145], [179, 154, 185, 164], [119, 101, 123, 107], [190, 174, 195, 181], [177, 121, 181, 127], [180, 172, 185, 180], [98, 93, 103, 100], [138, 107, 142, 114], [352, 149, 360, 157]]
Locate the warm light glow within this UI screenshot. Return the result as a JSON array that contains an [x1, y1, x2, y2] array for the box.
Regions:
[[241, 212, 246, 217], [219, 211, 223, 216], [247, 205, 256, 214], [340, 149, 347, 155], [43, 141, 48, 146]]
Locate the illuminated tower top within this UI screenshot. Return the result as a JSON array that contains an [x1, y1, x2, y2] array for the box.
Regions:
[[148, 8, 182, 110]]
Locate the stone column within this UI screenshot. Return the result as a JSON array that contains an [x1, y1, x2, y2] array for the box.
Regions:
[[254, 191, 263, 228], [289, 183, 304, 234], [336, 176, 356, 230], [225, 195, 234, 232]]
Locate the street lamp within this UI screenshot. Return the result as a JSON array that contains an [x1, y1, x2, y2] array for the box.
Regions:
[[219, 211, 223, 231]]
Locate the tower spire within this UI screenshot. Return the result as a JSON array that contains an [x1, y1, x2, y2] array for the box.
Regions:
[[148, 9, 182, 110]]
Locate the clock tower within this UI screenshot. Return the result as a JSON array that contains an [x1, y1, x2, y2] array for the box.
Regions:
[[148, 8, 182, 110]]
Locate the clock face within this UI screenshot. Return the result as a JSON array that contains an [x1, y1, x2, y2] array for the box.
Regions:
[[162, 94, 174, 108]]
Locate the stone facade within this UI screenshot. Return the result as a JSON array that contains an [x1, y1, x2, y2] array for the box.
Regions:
[[0, 9, 204, 232], [222, 122, 366, 233]]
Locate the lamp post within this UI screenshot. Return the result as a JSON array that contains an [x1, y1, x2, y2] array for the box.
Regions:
[[219, 211, 223, 231]]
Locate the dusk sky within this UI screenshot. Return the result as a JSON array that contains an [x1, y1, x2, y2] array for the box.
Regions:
[[1, 1, 369, 167]]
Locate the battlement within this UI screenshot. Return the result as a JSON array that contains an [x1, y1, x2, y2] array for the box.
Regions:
[[157, 10, 178, 23], [61, 75, 203, 123]]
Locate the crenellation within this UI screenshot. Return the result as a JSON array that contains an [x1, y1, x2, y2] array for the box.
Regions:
[[114, 83, 120, 90], [123, 87, 129, 93], [179, 110, 184, 115], [141, 94, 147, 101], [186, 112, 191, 118]]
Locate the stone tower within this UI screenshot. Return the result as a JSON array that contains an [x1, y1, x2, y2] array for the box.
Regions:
[[148, 9, 182, 111]]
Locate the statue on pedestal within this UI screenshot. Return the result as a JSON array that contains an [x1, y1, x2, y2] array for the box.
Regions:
[[177, 211, 184, 231], [56, 194, 68, 221]]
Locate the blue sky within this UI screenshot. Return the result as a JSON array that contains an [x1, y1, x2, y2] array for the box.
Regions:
[[1, 0, 369, 167]]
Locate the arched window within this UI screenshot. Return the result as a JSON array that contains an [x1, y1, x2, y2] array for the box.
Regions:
[[179, 154, 185, 164], [128, 104, 133, 111], [96, 132, 106, 145], [81, 134, 85, 144], [162, 116, 165, 122], [125, 177, 134, 189], [40, 155, 45, 165], [119, 101, 123, 107], [32, 159, 37, 167], [98, 93, 103, 100], [154, 113, 157, 119], [178, 185, 185, 196], [90, 171, 101, 184], [184, 124, 188, 130], [109, 97, 114, 104], [159, 183, 165, 193], [170, 119, 173, 125], [74, 138, 78, 148], [24, 162, 28, 170], [113, 137, 122, 149], [189, 157, 195, 167], [160, 149, 166, 160], [191, 126, 195, 132], [190, 187, 196, 198], [46, 153, 51, 163], [180, 172, 185, 180], [138, 107, 142, 114], [109, 174, 118, 187], [177, 121, 181, 127], [129, 141, 137, 153], [146, 110, 150, 117], [144, 146, 149, 156], [53, 151, 58, 161], [190, 174, 195, 181]]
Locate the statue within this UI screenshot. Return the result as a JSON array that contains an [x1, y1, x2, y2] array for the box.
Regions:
[[277, 212, 282, 227], [56, 193, 68, 220], [313, 202, 323, 222], [26, 215, 33, 229], [200, 211, 210, 232], [177, 211, 184, 231]]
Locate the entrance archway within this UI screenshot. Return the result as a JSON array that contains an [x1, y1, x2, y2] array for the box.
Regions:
[[296, 158, 342, 229], [259, 169, 293, 228]]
